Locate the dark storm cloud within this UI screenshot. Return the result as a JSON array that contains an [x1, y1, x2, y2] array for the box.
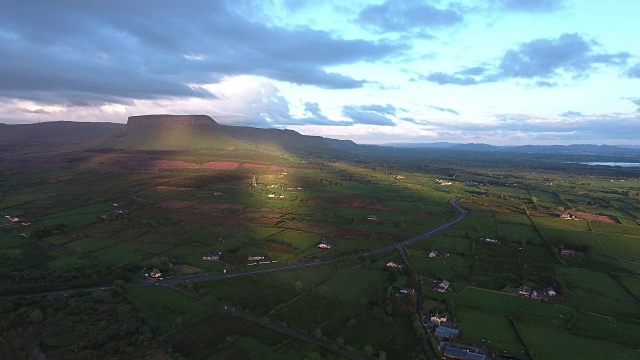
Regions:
[[496, 0, 564, 12], [358, 0, 464, 32], [342, 105, 397, 126], [0, 1, 401, 105], [424, 33, 630, 86]]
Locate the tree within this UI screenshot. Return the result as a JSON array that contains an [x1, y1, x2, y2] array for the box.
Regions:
[[364, 345, 374, 356], [30, 309, 43, 324]]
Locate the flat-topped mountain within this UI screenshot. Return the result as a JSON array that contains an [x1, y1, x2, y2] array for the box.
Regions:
[[125, 114, 219, 132]]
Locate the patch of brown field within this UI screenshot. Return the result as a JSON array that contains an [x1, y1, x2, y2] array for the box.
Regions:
[[570, 211, 619, 223], [367, 203, 397, 212], [344, 199, 368, 208], [137, 160, 201, 170], [242, 163, 269, 169], [203, 161, 240, 170]]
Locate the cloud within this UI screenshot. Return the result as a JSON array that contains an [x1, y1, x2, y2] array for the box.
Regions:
[[358, 0, 464, 32], [424, 33, 630, 86], [628, 63, 640, 78], [0, 1, 402, 106], [496, 0, 564, 12], [429, 106, 460, 115], [560, 111, 583, 118], [342, 105, 397, 126]]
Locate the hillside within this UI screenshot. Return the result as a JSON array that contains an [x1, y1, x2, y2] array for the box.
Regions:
[[0, 121, 122, 149]]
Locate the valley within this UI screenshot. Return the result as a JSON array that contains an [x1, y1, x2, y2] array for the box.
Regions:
[[1, 116, 640, 360]]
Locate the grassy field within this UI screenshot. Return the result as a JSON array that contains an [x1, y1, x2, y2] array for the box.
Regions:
[[320, 266, 388, 303], [456, 306, 526, 354], [124, 286, 210, 334], [516, 321, 639, 360]]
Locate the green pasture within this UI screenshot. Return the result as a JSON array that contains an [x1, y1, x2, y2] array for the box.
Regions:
[[259, 265, 337, 290], [516, 321, 639, 360], [592, 221, 640, 237], [530, 216, 590, 231], [0, 233, 26, 249], [495, 222, 541, 245], [274, 293, 359, 337], [124, 286, 209, 334], [592, 232, 640, 260], [232, 285, 300, 316], [34, 202, 115, 228], [343, 315, 419, 359], [556, 267, 639, 319], [539, 227, 603, 254], [454, 287, 575, 328], [407, 235, 472, 254], [456, 306, 526, 354], [91, 241, 174, 266], [411, 254, 470, 284], [495, 213, 534, 226], [321, 266, 388, 303], [572, 312, 640, 344], [618, 275, 640, 298]]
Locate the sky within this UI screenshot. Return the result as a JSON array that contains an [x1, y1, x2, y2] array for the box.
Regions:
[[1, 0, 639, 145]]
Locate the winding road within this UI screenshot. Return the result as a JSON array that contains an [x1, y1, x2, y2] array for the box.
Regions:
[[151, 198, 467, 287]]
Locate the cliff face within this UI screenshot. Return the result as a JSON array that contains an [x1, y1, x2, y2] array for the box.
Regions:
[[125, 115, 218, 132]]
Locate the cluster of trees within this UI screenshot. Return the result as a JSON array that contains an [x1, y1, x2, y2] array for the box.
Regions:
[[0, 290, 177, 359], [0, 266, 119, 296]]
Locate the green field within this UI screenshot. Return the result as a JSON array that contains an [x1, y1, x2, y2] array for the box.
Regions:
[[516, 321, 639, 360], [124, 286, 210, 334]]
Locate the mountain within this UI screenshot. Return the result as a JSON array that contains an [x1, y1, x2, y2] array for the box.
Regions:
[[100, 114, 345, 155]]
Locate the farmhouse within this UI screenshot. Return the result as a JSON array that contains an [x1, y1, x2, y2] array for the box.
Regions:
[[386, 261, 402, 269], [546, 287, 557, 297], [438, 280, 450, 292], [434, 325, 459, 339], [516, 286, 531, 297], [559, 249, 576, 256], [5, 216, 21, 222], [428, 250, 439, 258], [430, 313, 448, 326], [317, 242, 331, 249], [150, 268, 162, 278], [202, 252, 220, 260], [437, 179, 453, 185]]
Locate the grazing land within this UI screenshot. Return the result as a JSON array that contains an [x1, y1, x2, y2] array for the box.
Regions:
[[1, 119, 640, 359]]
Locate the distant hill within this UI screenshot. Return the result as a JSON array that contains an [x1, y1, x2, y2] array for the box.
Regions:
[[0, 121, 123, 149], [383, 142, 640, 155]]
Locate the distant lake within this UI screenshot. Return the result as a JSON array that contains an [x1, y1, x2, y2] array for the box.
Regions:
[[579, 162, 640, 167]]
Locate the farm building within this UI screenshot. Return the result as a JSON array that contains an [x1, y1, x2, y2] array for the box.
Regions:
[[434, 325, 459, 339], [400, 287, 415, 295], [367, 215, 378, 220], [386, 261, 402, 268], [202, 252, 220, 261], [438, 280, 450, 292], [559, 249, 576, 256], [442, 345, 486, 360], [428, 250, 439, 258], [247, 255, 266, 261]]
